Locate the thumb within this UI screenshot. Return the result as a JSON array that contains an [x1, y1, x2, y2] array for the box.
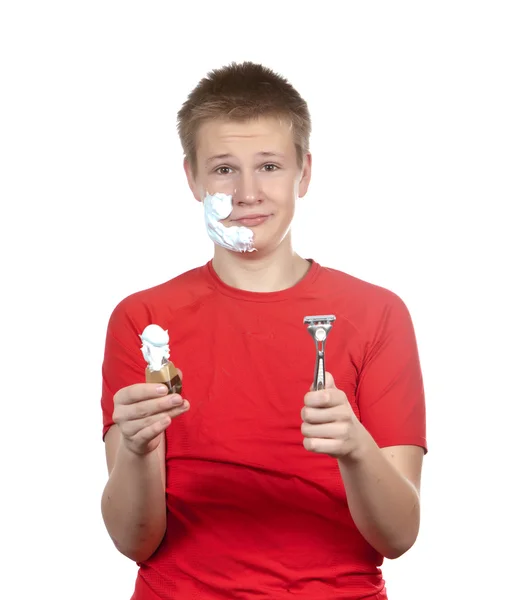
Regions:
[[324, 372, 337, 389], [310, 372, 337, 390]]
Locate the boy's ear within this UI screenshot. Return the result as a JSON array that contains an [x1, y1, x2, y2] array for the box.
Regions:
[[184, 158, 202, 202], [298, 153, 312, 198]]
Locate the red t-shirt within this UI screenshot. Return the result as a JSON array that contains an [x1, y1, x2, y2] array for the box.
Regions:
[[101, 259, 427, 600]]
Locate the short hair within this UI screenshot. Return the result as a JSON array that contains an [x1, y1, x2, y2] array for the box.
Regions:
[[177, 61, 311, 173]]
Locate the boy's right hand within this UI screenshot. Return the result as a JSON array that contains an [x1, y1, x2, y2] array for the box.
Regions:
[[112, 377, 190, 456]]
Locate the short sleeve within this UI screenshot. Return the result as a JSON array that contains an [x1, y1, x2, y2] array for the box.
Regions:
[[356, 293, 427, 453], [100, 299, 146, 440]]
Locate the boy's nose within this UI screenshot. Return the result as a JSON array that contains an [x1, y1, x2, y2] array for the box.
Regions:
[[233, 174, 262, 205]]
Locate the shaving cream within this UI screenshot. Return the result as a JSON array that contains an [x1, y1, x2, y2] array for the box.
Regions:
[[140, 324, 170, 371], [203, 192, 256, 253]]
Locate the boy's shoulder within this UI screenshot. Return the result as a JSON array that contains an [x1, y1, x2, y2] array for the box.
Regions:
[[318, 262, 404, 308], [316, 263, 416, 339], [110, 263, 210, 322]]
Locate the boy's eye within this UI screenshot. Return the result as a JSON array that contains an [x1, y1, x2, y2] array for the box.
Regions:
[[214, 164, 278, 174], [216, 166, 232, 175]]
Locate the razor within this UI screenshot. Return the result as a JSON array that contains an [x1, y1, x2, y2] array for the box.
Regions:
[[303, 315, 336, 390]]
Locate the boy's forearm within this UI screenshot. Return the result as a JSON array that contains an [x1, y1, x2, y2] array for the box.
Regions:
[[102, 443, 167, 562], [338, 426, 420, 559]]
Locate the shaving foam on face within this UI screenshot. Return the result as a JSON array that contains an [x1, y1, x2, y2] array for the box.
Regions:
[[140, 324, 170, 371], [203, 192, 256, 253]]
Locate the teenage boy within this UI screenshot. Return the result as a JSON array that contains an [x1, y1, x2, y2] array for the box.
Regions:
[[101, 61, 427, 600]]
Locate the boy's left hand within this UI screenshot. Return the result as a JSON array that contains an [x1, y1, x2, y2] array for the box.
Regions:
[[301, 372, 362, 459]]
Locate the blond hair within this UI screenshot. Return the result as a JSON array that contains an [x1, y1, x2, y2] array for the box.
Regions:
[[177, 61, 311, 172]]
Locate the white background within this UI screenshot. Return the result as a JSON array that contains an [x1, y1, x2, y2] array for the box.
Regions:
[[1, 1, 524, 598]]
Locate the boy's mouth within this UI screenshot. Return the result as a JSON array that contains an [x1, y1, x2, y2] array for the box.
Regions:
[[231, 214, 271, 226]]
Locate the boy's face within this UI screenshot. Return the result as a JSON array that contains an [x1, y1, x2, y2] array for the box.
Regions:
[[185, 116, 311, 254]]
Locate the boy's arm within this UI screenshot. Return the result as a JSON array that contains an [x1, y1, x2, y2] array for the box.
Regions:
[[102, 424, 168, 563], [302, 370, 425, 559], [337, 433, 423, 559]]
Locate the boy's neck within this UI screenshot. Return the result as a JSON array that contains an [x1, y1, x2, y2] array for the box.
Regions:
[[211, 237, 311, 293]]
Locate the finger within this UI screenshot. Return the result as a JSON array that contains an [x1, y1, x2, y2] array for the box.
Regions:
[[115, 382, 172, 406], [304, 390, 331, 408], [114, 393, 185, 423], [121, 401, 190, 438], [303, 437, 341, 455], [301, 405, 346, 424], [304, 389, 345, 408], [127, 414, 173, 449], [301, 421, 347, 439]]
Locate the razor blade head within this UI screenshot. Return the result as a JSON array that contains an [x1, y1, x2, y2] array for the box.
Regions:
[[304, 314, 336, 342], [303, 315, 336, 325]]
